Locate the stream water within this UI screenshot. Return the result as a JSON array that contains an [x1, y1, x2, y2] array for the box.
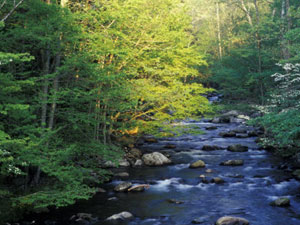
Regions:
[[23, 119, 300, 225]]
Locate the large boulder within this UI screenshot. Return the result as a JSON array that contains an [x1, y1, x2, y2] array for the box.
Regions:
[[142, 152, 171, 166], [114, 182, 132, 192], [227, 144, 248, 152], [106, 212, 133, 221], [270, 197, 290, 207], [216, 216, 249, 225], [189, 160, 206, 168], [220, 160, 244, 166]]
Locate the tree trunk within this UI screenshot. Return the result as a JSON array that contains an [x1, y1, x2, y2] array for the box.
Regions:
[[216, 1, 223, 59], [48, 52, 61, 130], [41, 48, 50, 129], [61, 0, 68, 7], [253, 0, 262, 74], [240, 0, 253, 26], [281, 0, 290, 59]]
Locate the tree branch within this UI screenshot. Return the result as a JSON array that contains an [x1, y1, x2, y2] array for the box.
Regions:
[[1, 0, 25, 23]]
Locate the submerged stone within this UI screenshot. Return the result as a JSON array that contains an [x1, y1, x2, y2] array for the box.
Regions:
[[270, 197, 290, 207], [227, 144, 248, 152], [220, 160, 244, 166]]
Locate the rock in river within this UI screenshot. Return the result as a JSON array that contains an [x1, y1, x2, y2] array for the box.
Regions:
[[134, 159, 143, 167], [164, 144, 176, 149], [114, 172, 129, 178], [142, 152, 171, 166], [106, 211, 134, 221], [70, 213, 97, 224], [211, 177, 225, 184], [202, 145, 223, 151], [127, 148, 142, 159], [216, 216, 249, 225], [167, 199, 184, 204], [270, 197, 290, 207], [219, 131, 236, 137], [236, 133, 249, 138], [227, 144, 248, 152], [205, 126, 217, 130], [220, 160, 244, 166], [114, 182, 132, 192], [189, 160, 206, 168]]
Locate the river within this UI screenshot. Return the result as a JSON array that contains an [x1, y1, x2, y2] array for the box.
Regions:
[[22, 118, 300, 225]]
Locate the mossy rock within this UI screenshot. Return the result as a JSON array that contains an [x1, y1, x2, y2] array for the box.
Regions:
[[189, 160, 206, 168]]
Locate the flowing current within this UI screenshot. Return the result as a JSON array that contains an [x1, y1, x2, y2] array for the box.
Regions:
[[26, 120, 300, 225]]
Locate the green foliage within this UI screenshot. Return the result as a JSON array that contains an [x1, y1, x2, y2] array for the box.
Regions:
[[139, 121, 205, 138], [249, 63, 300, 156], [251, 110, 300, 156], [0, 0, 213, 222]]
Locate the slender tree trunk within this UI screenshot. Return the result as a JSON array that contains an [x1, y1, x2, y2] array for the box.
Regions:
[[41, 48, 50, 128], [102, 104, 108, 145], [240, 0, 253, 26], [61, 0, 68, 7], [281, 0, 290, 59], [48, 52, 61, 130], [33, 48, 51, 186], [253, 0, 262, 74], [216, 1, 222, 59]]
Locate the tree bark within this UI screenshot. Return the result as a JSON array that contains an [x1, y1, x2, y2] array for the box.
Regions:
[[216, 1, 223, 59], [48, 52, 61, 130], [253, 0, 262, 74], [41, 48, 50, 128], [1, 0, 25, 22], [239, 0, 253, 26], [280, 0, 291, 59]]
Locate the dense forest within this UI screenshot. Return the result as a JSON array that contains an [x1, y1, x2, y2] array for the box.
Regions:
[[0, 0, 299, 223]]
